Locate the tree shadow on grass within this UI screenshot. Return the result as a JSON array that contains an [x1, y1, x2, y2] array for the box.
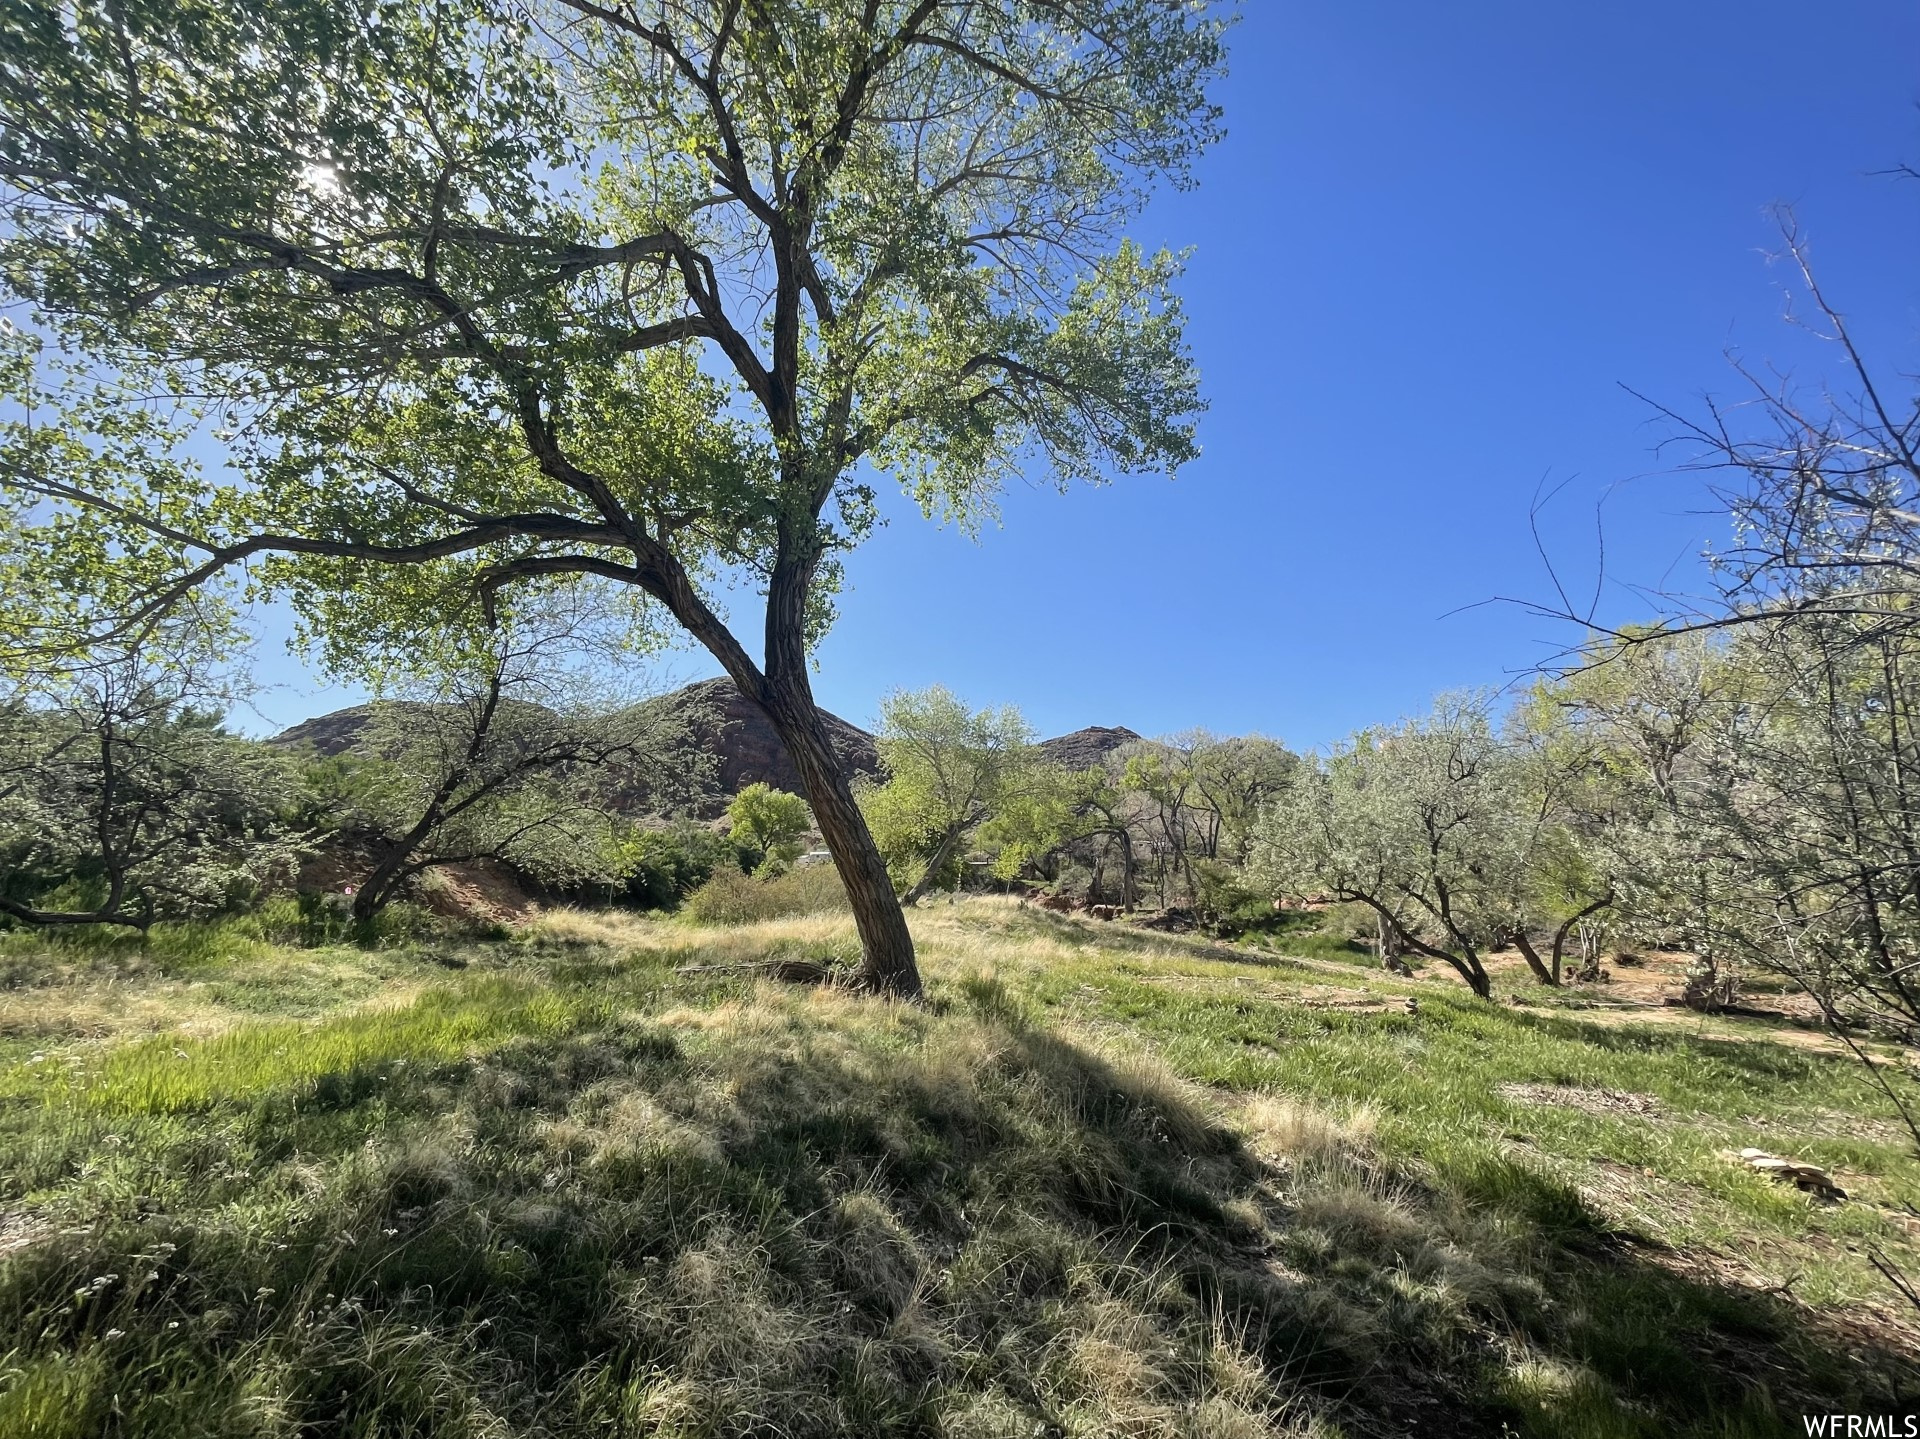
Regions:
[[0, 977, 1913, 1438]]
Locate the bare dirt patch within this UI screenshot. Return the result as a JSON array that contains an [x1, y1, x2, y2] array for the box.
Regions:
[[1294, 985, 1418, 1015], [417, 860, 538, 922], [1498, 1081, 1664, 1118]]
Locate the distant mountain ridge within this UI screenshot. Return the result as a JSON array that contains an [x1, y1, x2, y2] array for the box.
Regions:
[[1037, 725, 1142, 773], [272, 681, 1139, 816]]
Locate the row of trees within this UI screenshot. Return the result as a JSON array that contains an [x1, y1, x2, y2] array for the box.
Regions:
[[847, 226, 1920, 1067], [866, 605, 1917, 1083], [1245, 648, 1708, 1002], [854, 684, 1298, 921], [1237, 601, 1920, 1150]]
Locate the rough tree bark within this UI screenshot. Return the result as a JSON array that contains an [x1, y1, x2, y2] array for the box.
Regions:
[[1375, 911, 1411, 975], [352, 846, 425, 923], [762, 672, 921, 999]]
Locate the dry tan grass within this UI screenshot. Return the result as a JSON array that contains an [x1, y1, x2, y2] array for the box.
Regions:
[[1, 981, 217, 1041], [518, 906, 654, 950], [1238, 1094, 1379, 1173]]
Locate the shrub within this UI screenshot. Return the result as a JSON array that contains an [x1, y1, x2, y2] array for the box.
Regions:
[[682, 863, 848, 925], [1192, 859, 1279, 935], [619, 821, 747, 910], [291, 892, 443, 949]]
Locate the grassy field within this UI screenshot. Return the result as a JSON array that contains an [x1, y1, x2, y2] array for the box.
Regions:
[[1, 898, 1917, 1437]]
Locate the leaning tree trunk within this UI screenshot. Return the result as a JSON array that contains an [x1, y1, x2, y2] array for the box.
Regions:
[[1353, 895, 1493, 999], [759, 675, 923, 1000], [353, 844, 421, 922], [1509, 930, 1559, 987], [902, 822, 969, 908], [659, 524, 923, 1000], [353, 802, 449, 922]]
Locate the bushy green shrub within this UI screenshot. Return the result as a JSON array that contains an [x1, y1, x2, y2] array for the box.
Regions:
[[1192, 858, 1272, 933], [1, 680, 304, 929], [681, 862, 848, 925], [247, 895, 308, 946], [289, 892, 443, 949], [618, 821, 747, 910]]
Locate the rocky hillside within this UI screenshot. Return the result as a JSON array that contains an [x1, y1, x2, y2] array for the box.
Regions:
[[271, 702, 439, 758], [628, 677, 881, 814], [1037, 724, 1141, 772], [274, 681, 1134, 816]]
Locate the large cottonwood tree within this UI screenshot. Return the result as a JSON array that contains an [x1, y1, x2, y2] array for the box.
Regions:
[[0, 0, 1225, 996]]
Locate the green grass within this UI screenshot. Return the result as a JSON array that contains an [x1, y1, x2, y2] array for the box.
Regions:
[[5, 979, 606, 1114], [0, 900, 1914, 1437]]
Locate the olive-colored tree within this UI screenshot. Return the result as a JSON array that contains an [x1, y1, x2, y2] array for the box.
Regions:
[[1671, 612, 1920, 1033], [0, 640, 299, 929], [1250, 700, 1558, 999], [1524, 630, 1742, 1001], [0, 0, 1226, 998]]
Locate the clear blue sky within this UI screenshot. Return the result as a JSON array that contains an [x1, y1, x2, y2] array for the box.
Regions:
[[237, 0, 1920, 748]]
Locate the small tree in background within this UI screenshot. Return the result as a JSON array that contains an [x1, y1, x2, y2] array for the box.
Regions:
[[727, 783, 812, 876], [1111, 733, 1293, 913], [1120, 738, 1208, 906], [982, 761, 1140, 908], [860, 687, 1036, 905], [1526, 630, 1743, 1003], [0, 629, 300, 929], [1190, 734, 1299, 866], [305, 603, 704, 922]]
